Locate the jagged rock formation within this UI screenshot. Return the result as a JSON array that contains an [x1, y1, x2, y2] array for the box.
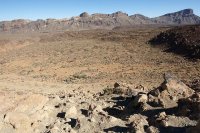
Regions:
[[0, 9, 200, 33], [153, 9, 200, 24]]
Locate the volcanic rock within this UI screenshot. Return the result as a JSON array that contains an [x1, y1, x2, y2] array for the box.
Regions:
[[80, 12, 90, 17], [149, 25, 200, 59]]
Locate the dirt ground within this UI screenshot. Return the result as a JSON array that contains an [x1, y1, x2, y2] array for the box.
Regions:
[[1, 27, 200, 88], [0, 26, 200, 133]]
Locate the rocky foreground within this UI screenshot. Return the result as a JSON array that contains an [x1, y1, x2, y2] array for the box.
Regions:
[[0, 73, 199, 133]]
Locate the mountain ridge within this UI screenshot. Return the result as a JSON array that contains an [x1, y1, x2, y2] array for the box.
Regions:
[[0, 9, 200, 33]]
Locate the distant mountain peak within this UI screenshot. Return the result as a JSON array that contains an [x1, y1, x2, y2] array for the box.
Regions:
[[181, 9, 194, 15], [164, 9, 194, 17], [152, 8, 200, 24], [0, 9, 200, 33]]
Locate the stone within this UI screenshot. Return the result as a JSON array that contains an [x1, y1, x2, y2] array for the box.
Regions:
[[0, 123, 15, 133], [160, 120, 168, 127], [146, 126, 159, 133], [128, 114, 149, 133], [4, 112, 32, 133], [156, 114, 197, 128], [158, 112, 167, 119], [88, 117, 96, 122], [65, 106, 77, 118], [114, 82, 120, 88], [14, 94, 49, 114], [108, 116, 119, 123], [133, 93, 148, 106], [161, 73, 194, 99], [94, 105, 103, 113]]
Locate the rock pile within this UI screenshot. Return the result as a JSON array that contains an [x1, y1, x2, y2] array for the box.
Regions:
[[0, 73, 199, 132], [149, 25, 200, 59], [101, 73, 199, 132]]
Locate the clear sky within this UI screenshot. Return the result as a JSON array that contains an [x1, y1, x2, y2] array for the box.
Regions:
[[0, 0, 200, 21]]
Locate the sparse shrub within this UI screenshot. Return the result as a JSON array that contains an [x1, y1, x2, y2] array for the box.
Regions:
[[64, 72, 89, 83], [72, 72, 88, 79], [102, 87, 114, 95]]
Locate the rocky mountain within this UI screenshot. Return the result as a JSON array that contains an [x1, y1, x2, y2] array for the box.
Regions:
[[130, 14, 155, 24], [0, 9, 200, 33], [153, 9, 200, 24]]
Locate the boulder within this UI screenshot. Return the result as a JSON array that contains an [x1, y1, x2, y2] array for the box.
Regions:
[[146, 126, 159, 133], [128, 114, 149, 133], [161, 73, 194, 98], [4, 112, 32, 133], [148, 73, 195, 108], [65, 106, 77, 118], [14, 94, 49, 114], [155, 113, 197, 128], [133, 93, 148, 106]]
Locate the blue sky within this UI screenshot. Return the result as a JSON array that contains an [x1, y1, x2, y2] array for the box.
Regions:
[[0, 0, 200, 21]]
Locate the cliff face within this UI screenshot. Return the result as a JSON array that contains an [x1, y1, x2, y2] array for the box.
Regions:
[[0, 9, 200, 33], [153, 9, 200, 24]]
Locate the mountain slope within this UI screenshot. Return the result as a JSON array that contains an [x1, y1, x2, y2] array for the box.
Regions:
[[130, 14, 155, 24], [0, 9, 200, 33], [153, 9, 200, 24]]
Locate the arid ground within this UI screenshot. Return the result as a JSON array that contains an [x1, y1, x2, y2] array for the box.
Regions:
[[0, 26, 199, 133]]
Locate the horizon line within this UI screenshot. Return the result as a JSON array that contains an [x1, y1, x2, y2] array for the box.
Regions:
[[0, 8, 198, 22]]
